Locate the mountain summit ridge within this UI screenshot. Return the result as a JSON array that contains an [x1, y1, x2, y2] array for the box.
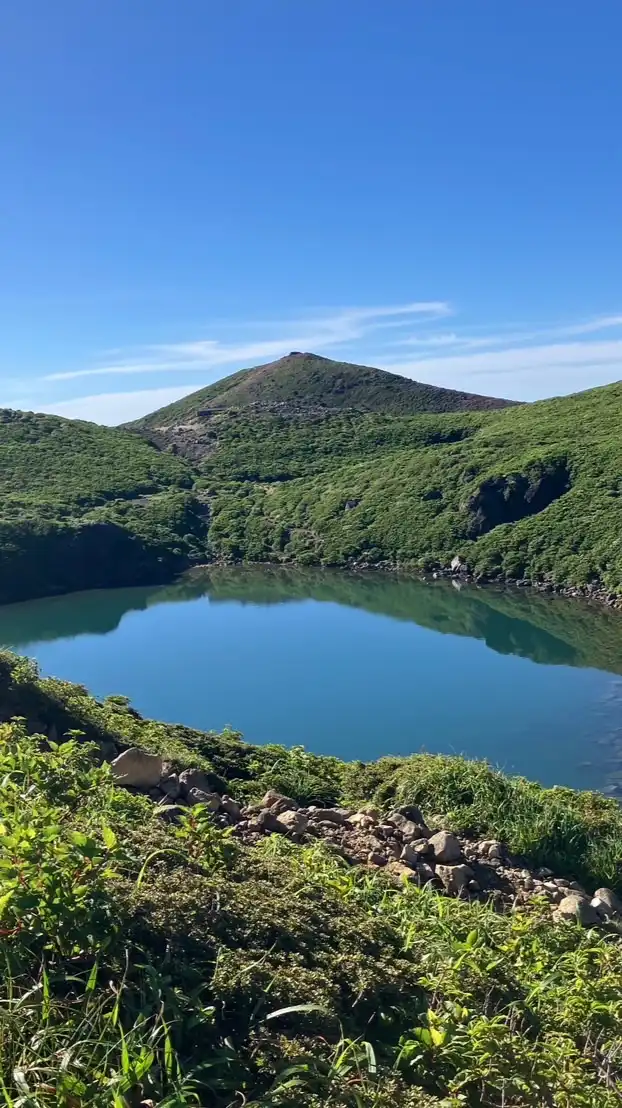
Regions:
[[131, 351, 517, 428]]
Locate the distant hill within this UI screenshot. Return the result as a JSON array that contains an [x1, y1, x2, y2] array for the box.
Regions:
[[0, 409, 209, 603], [132, 351, 516, 429]]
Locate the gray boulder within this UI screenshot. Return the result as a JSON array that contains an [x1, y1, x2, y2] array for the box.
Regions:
[[428, 830, 463, 863], [160, 773, 181, 800], [220, 795, 242, 822], [111, 749, 163, 789], [261, 790, 299, 815], [277, 809, 308, 835], [309, 808, 351, 825], [179, 769, 219, 798], [591, 887, 622, 918], [554, 893, 601, 926], [401, 840, 432, 867], [436, 863, 473, 895], [186, 788, 221, 811]]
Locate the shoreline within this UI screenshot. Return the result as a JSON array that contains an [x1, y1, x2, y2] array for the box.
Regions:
[[2, 551, 622, 612]]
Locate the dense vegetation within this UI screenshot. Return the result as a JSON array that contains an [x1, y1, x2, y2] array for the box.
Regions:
[[0, 410, 209, 603], [2, 649, 622, 1106], [5, 357, 622, 602], [193, 379, 622, 593]]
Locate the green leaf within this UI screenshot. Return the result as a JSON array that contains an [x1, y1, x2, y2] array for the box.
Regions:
[[102, 825, 117, 851]]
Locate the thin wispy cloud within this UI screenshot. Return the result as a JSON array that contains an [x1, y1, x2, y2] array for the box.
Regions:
[[38, 386, 199, 424], [42, 301, 451, 383], [27, 301, 622, 422]]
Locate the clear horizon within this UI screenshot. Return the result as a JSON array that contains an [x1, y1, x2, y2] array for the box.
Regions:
[[1, 2, 621, 424]]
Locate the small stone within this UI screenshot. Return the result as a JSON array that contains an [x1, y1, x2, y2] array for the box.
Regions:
[[385, 861, 418, 883], [350, 812, 376, 829], [186, 788, 221, 811], [417, 862, 436, 885], [257, 808, 284, 832], [522, 874, 535, 891], [220, 795, 242, 822], [568, 881, 586, 893], [400, 844, 419, 868], [387, 811, 429, 840], [536, 867, 554, 878], [436, 863, 473, 895], [428, 830, 463, 864], [401, 840, 432, 867], [554, 893, 601, 926], [277, 809, 308, 835], [159, 774, 181, 799], [111, 749, 163, 789], [367, 850, 388, 867], [395, 804, 427, 825], [310, 808, 351, 825], [179, 769, 221, 798], [592, 888, 622, 917], [260, 790, 299, 815]]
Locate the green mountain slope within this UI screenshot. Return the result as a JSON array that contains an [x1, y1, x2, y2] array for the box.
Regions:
[[133, 351, 515, 428], [0, 409, 210, 603], [203, 380, 622, 592]]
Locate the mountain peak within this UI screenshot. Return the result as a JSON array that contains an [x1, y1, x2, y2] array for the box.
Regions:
[[132, 351, 516, 429]]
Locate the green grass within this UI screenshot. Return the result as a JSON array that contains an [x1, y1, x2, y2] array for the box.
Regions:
[[2, 650, 622, 1105]]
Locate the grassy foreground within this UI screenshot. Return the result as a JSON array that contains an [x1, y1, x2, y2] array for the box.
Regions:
[[2, 652, 622, 1105]]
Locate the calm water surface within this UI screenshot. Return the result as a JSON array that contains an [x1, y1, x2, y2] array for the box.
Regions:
[[2, 567, 622, 793]]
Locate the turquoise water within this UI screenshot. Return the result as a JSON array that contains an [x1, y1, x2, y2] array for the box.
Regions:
[[2, 567, 622, 793]]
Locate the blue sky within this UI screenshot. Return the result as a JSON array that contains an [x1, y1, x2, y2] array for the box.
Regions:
[[1, 1, 622, 423]]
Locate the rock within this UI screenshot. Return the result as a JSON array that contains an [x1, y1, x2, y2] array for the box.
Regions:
[[395, 804, 427, 825], [436, 863, 473, 895], [387, 811, 430, 840], [159, 773, 181, 800], [554, 893, 601, 926], [428, 830, 463, 864], [367, 850, 388, 867], [111, 749, 163, 789], [591, 888, 622, 918], [179, 769, 221, 798], [350, 812, 377, 830], [99, 740, 119, 762], [220, 795, 242, 822], [186, 789, 221, 811], [385, 861, 418, 883], [261, 790, 299, 815], [401, 841, 432, 867], [277, 809, 308, 835], [417, 862, 436, 885], [309, 808, 351, 825], [450, 555, 465, 572], [257, 807, 287, 832]]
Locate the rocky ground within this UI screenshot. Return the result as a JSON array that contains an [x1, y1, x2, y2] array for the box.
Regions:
[[112, 746, 622, 929]]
